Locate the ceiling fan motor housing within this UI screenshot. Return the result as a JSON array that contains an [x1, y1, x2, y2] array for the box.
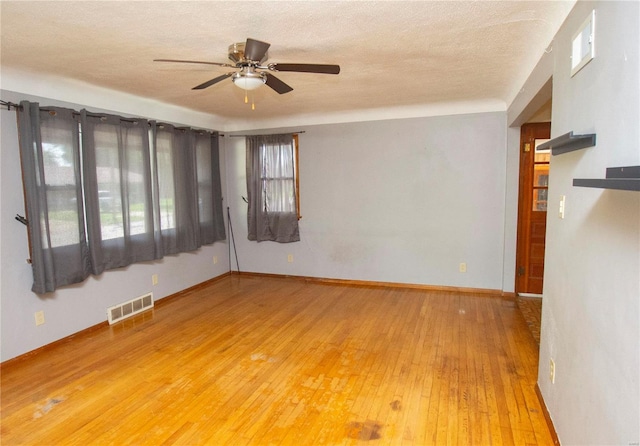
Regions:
[[228, 42, 268, 64]]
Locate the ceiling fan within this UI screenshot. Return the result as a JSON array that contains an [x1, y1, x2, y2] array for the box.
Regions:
[[154, 38, 340, 94]]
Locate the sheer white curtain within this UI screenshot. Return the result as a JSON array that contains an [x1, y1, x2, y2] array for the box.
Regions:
[[246, 134, 300, 243]]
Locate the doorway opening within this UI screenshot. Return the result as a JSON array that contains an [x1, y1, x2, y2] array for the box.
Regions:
[[515, 98, 552, 345], [516, 121, 551, 296]]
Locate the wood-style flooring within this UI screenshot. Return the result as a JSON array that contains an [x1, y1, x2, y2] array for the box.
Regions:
[[516, 296, 542, 345], [1, 274, 551, 445]]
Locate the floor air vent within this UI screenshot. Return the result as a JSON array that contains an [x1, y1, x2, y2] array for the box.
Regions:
[[107, 293, 154, 324]]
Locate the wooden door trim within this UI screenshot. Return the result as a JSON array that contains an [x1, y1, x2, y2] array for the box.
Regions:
[[515, 122, 551, 294]]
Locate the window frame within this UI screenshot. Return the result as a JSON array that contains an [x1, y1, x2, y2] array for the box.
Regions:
[[293, 134, 301, 220]]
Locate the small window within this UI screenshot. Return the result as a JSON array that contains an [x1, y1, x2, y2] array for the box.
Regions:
[[263, 137, 294, 210], [258, 134, 300, 219], [246, 133, 300, 242], [571, 10, 595, 77]]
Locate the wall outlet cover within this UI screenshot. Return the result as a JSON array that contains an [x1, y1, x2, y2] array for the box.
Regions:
[[35, 311, 45, 326]]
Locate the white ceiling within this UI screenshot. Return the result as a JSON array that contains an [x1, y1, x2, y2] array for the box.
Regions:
[[1, 1, 574, 124]]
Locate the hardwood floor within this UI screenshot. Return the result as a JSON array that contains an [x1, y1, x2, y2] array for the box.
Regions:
[[516, 296, 542, 345], [1, 275, 551, 445]]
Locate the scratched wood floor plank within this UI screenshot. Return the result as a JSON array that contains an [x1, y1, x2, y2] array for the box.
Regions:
[[1, 275, 553, 445]]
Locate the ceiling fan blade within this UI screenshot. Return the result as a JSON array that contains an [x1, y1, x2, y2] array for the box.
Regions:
[[192, 73, 234, 90], [270, 63, 340, 74], [264, 73, 293, 94], [154, 59, 235, 68], [244, 38, 271, 62]]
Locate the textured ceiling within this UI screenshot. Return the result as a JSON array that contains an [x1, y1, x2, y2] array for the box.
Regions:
[[1, 1, 574, 123]]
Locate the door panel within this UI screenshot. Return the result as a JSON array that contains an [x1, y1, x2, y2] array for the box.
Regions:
[[516, 123, 551, 295]]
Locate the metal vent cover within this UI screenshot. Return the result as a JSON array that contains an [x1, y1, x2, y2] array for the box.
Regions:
[[107, 293, 153, 324]]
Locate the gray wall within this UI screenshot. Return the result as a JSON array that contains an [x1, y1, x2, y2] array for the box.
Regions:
[[224, 112, 510, 290], [1, 87, 514, 362], [537, 1, 639, 444], [0, 90, 231, 361], [0, 6, 522, 364]]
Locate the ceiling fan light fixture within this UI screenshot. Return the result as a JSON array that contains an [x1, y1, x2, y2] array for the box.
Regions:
[[232, 72, 266, 90]]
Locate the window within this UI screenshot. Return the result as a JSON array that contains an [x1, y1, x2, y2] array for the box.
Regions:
[[261, 134, 298, 214], [246, 134, 300, 243], [17, 101, 225, 293], [81, 112, 158, 272], [571, 10, 595, 77], [154, 128, 177, 231], [82, 116, 152, 243], [39, 117, 83, 248]]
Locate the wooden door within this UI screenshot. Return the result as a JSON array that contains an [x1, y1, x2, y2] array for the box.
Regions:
[[516, 122, 551, 295]]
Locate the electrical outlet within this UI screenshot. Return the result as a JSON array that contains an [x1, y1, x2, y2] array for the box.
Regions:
[[152, 274, 158, 286], [213, 256, 218, 265], [459, 263, 467, 273], [287, 254, 294, 263], [549, 358, 556, 383], [35, 311, 45, 326]]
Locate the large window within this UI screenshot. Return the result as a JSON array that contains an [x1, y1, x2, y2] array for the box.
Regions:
[[17, 102, 225, 293]]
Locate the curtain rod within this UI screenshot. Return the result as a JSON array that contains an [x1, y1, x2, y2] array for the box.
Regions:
[[2, 100, 158, 124], [0, 100, 20, 110], [1, 99, 217, 134], [223, 131, 306, 138], [2, 101, 301, 138]]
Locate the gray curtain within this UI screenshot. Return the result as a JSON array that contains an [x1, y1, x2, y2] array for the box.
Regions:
[[246, 134, 300, 243], [196, 131, 226, 244], [81, 111, 159, 273], [17, 101, 225, 293], [17, 102, 91, 293], [153, 123, 198, 254], [152, 123, 226, 255]]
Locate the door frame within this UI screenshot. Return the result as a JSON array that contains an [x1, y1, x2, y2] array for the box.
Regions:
[[515, 122, 551, 295]]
